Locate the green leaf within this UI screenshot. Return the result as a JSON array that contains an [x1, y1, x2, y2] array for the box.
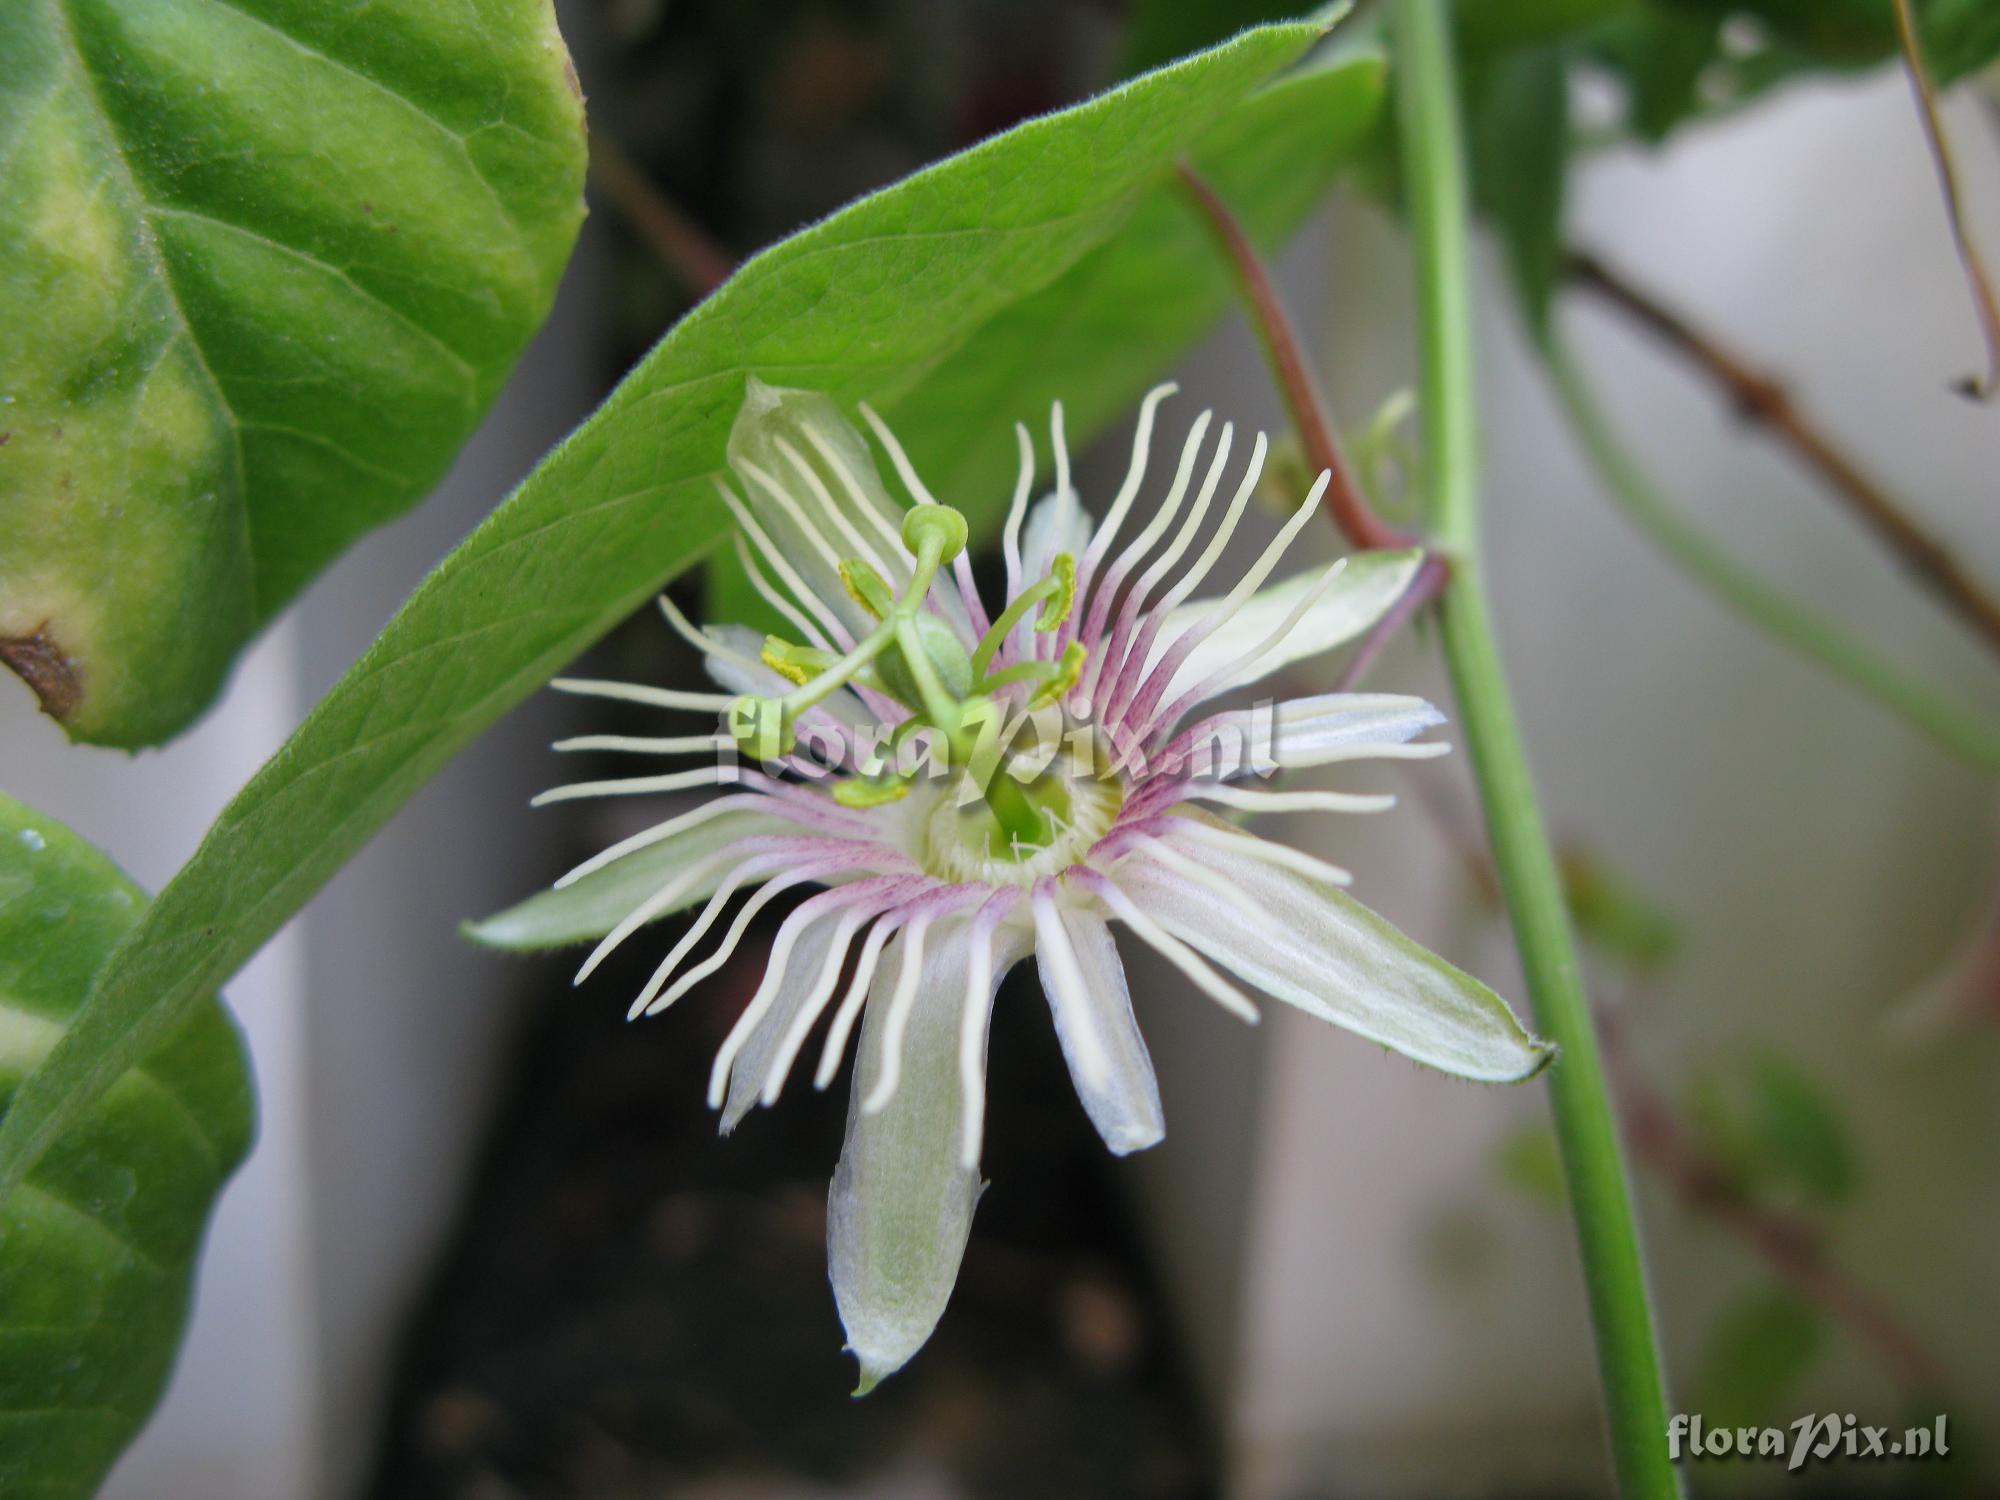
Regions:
[[0, 19, 1334, 1206], [0, 794, 253, 1499], [1646, 0, 2000, 83], [1586, 6, 1723, 141], [1494, 1121, 1568, 1208], [1695, 1286, 1826, 1431], [1743, 1055, 1858, 1204], [1468, 45, 1570, 342], [708, 40, 1391, 631], [1688, 1052, 1858, 1206], [0, 0, 586, 746], [1454, 0, 1634, 56], [1559, 844, 1679, 968]]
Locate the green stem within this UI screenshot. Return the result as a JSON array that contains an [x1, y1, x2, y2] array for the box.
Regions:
[[1546, 340, 2000, 771], [1394, 4, 1680, 1495]]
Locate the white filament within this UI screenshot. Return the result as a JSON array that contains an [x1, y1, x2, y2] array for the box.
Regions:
[[774, 435, 896, 583], [1074, 381, 1177, 587], [1182, 784, 1397, 816], [1164, 819, 1356, 887], [644, 869, 820, 1017], [815, 915, 903, 1089], [1000, 421, 1035, 604], [858, 401, 940, 510], [550, 677, 734, 713], [1088, 872, 1258, 1023], [861, 908, 939, 1114], [733, 533, 833, 652], [716, 481, 851, 647]]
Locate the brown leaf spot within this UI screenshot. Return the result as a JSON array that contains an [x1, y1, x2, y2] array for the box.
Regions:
[[1, 625, 84, 721], [0, 431, 11, 446]]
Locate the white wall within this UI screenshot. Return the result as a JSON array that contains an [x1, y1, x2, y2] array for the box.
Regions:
[[1128, 67, 2000, 1498]]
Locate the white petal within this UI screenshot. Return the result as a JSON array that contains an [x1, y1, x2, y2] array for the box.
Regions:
[[1116, 823, 1553, 1083], [728, 378, 904, 637], [464, 808, 786, 950], [1020, 489, 1094, 585], [828, 916, 1028, 1392], [1031, 891, 1165, 1155], [1172, 694, 1447, 776], [1151, 549, 1423, 704]]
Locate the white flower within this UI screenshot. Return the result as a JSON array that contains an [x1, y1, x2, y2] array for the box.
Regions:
[[477, 378, 1552, 1390]]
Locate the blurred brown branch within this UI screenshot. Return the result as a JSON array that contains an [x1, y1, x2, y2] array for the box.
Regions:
[[1597, 1011, 1958, 1404], [588, 130, 735, 298], [1567, 249, 2000, 659]]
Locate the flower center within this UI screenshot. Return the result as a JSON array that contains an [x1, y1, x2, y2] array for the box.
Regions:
[[920, 749, 1124, 887]]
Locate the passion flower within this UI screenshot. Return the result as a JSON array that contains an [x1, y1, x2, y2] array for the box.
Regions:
[[476, 378, 1552, 1389]]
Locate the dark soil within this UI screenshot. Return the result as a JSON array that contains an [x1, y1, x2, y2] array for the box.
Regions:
[[362, 903, 1217, 1500]]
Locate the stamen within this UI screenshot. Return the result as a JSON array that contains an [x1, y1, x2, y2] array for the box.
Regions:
[[833, 777, 912, 808], [1030, 641, 1087, 708], [839, 558, 897, 619], [971, 554, 1073, 679]]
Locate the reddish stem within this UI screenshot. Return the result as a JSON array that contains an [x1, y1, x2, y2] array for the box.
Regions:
[[588, 130, 735, 297], [1891, 0, 2000, 402], [1176, 163, 1423, 557]]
